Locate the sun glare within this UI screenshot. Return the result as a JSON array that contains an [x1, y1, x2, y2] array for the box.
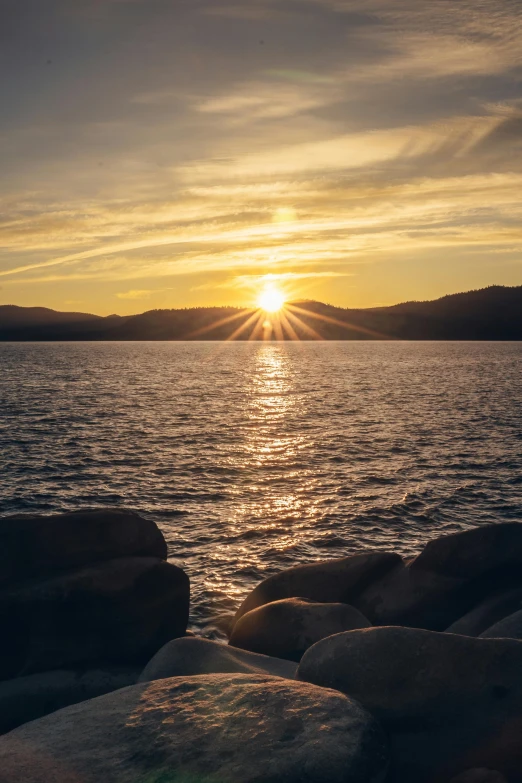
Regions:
[[258, 288, 285, 313]]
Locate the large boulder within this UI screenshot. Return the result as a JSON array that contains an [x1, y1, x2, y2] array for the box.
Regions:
[[0, 557, 189, 679], [356, 523, 522, 630], [298, 626, 522, 782], [230, 597, 371, 661], [139, 636, 297, 682], [481, 610, 522, 640], [0, 674, 389, 783], [233, 551, 402, 626], [411, 523, 522, 579], [446, 589, 522, 637], [0, 510, 167, 587], [0, 667, 139, 734]]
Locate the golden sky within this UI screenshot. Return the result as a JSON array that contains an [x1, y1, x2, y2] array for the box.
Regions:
[[1, 0, 522, 314]]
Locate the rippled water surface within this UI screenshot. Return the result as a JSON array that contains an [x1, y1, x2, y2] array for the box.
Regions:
[[1, 342, 521, 633]]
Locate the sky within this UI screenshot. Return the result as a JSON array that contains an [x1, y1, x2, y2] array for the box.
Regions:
[[1, 0, 522, 315]]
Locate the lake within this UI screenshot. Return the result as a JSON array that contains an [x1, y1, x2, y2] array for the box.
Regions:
[[1, 341, 521, 633]]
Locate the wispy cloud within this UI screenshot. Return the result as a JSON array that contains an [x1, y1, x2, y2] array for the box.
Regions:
[[116, 289, 153, 300], [1, 0, 521, 313]]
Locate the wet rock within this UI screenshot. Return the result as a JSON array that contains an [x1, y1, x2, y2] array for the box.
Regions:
[[298, 626, 522, 782], [230, 597, 371, 661], [481, 609, 522, 640], [0, 509, 167, 587], [357, 523, 522, 630], [233, 551, 402, 626], [446, 589, 522, 637], [449, 770, 508, 783], [139, 636, 297, 682], [0, 674, 389, 783], [0, 557, 189, 678], [0, 668, 139, 735]]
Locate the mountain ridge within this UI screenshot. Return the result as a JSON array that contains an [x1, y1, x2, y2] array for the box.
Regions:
[[1, 285, 521, 341]]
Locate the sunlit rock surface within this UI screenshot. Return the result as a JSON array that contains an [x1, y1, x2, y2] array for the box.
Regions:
[[0, 674, 389, 783], [230, 596, 371, 661], [233, 552, 401, 626]]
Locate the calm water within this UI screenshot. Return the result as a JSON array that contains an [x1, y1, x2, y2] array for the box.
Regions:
[[1, 342, 521, 634]]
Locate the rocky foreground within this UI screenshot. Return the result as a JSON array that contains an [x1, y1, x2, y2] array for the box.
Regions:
[[2, 512, 522, 781]]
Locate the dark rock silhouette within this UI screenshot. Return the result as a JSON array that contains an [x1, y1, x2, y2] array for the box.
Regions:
[[0, 509, 167, 587], [0, 668, 139, 735], [0, 557, 189, 679], [449, 769, 508, 782], [356, 522, 522, 630], [481, 609, 522, 641], [446, 589, 522, 637]]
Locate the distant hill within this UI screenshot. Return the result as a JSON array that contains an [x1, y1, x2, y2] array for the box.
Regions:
[[1, 286, 521, 341]]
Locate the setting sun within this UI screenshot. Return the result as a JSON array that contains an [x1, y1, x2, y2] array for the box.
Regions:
[[258, 288, 285, 313]]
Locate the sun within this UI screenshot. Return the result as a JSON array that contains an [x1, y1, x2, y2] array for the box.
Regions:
[[258, 287, 285, 313]]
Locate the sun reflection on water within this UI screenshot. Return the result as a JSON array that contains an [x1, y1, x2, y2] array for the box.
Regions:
[[200, 345, 321, 622]]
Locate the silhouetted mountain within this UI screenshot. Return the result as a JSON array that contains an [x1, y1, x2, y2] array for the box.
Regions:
[[0, 305, 102, 328], [0, 286, 521, 341]]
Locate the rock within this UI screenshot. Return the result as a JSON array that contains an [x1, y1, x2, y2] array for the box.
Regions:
[[298, 626, 522, 782], [449, 770, 507, 783], [205, 611, 236, 637], [0, 674, 389, 783], [230, 597, 371, 661], [0, 557, 189, 678], [354, 559, 461, 629], [139, 636, 297, 682], [0, 668, 139, 735], [0, 509, 167, 587], [411, 523, 522, 579], [481, 609, 522, 640], [356, 523, 522, 630], [446, 589, 522, 637], [233, 551, 402, 626]]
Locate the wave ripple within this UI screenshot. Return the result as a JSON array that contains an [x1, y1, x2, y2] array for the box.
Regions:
[[1, 341, 521, 634]]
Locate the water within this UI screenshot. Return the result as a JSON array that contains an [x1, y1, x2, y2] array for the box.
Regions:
[[1, 341, 521, 634]]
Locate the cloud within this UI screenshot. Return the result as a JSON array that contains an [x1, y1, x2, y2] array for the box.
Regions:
[[1, 0, 522, 309], [116, 289, 153, 300]]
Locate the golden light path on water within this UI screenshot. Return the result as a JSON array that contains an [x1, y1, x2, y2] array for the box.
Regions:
[[200, 344, 322, 610]]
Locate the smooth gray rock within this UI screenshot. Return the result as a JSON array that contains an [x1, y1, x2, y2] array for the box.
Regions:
[[298, 626, 522, 782], [230, 597, 371, 661], [0, 674, 389, 783], [0, 557, 189, 678], [234, 551, 402, 625], [0, 668, 138, 734], [481, 609, 522, 640], [356, 523, 522, 630], [446, 589, 522, 637], [0, 510, 167, 587], [139, 637, 297, 682]]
